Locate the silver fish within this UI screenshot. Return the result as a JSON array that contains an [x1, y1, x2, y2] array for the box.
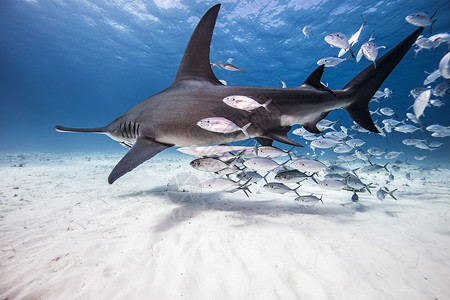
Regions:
[[294, 194, 323, 206], [339, 16, 366, 57], [394, 124, 422, 134], [223, 95, 272, 112], [197, 117, 251, 138], [405, 12, 435, 27], [243, 157, 285, 172], [302, 25, 312, 38], [291, 158, 326, 173], [219, 63, 244, 73], [384, 151, 403, 159], [264, 182, 300, 196], [317, 179, 346, 191], [413, 89, 431, 119], [439, 52, 450, 79], [190, 157, 231, 172], [317, 57, 350, 67], [361, 41, 386, 68], [424, 69, 441, 85], [376, 188, 397, 200]]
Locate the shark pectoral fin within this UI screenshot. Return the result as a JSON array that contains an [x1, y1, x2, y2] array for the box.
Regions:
[[303, 111, 330, 134], [108, 138, 173, 184], [255, 137, 273, 146], [263, 127, 303, 147]]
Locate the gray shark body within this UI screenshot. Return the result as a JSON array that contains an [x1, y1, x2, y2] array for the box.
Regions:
[[55, 4, 423, 184]]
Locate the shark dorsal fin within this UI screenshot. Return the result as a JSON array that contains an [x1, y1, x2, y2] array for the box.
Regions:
[[303, 64, 325, 88], [173, 4, 222, 84], [302, 64, 336, 95]]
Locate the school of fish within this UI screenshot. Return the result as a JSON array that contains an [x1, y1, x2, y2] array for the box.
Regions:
[[177, 10, 449, 206]]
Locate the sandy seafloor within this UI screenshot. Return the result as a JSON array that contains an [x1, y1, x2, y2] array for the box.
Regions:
[[0, 152, 449, 300]]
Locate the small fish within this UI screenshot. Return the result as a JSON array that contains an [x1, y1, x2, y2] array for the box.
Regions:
[[380, 107, 398, 117], [236, 171, 264, 183], [317, 179, 346, 191], [200, 178, 246, 192], [376, 188, 397, 201], [197, 117, 251, 138], [346, 138, 365, 148], [190, 157, 231, 172], [384, 88, 393, 98], [426, 124, 450, 132], [428, 140, 443, 147], [402, 138, 425, 146], [178, 144, 253, 157], [430, 99, 445, 107], [279, 76, 287, 88], [317, 56, 351, 67], [338, 153, 358, 162], [316, 119, 339, 131], [347, 178, 372, 193], [264, 182, 300, 196], [295, 194, 323, 206], [311, 137, 342, 149], [210, 61, 222, 69], [291, 158, 327, 173], [223, 95, 272, 112], [339, 15, 366, 57], [439, 52, 450, 79], [424, 69, 442, 85], [394, 124, 422, 134], [351, 192, 359, 202], [405, 10, 437, 33], [302, 25, 312, 38], [275, 170, 317, 184], [333, 144, 353, 153], [382, 118, 403, 127], [355, 149, 370, 161], [429, 32, 450, 49], [414, 155, 427, 160], [413, 89, 431, 120], [367, 147, 385, 156], [361, 41, 386, 68], [243, 157, 285, 172], [405, 113, 419, 124], [384, 151, 403, 159], [360, 163, 389, 173], [220, 63, 244, 73], [325, 165, 353, 175], [325, 32, 354, 57], [415, 36, 436, 50], [388, 173, 394, 181], [257, 146, 292, 158]]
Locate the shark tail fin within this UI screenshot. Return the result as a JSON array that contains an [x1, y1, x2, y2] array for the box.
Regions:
[[342, 27, 424, 133], [54, 125, 107, 134]]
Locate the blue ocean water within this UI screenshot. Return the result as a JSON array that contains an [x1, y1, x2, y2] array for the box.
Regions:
[[1, 0, 449, 165]]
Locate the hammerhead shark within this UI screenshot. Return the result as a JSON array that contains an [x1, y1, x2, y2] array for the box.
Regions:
[[55, 4, 423, 184]]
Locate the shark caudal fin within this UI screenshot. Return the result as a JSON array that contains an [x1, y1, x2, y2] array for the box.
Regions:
[[54, 125, 107, 133], [343, 27, 424, 133]]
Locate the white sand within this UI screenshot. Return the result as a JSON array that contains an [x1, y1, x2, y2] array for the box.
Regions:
[[0, 152, 449, 299]]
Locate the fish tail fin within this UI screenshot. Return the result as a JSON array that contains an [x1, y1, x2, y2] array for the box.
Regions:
[[239, 68, 245, 73], [389, 189, 398, 201], [342, 27, 424, 133], [241, 122, 252, 138], [263, 99, 272, 112], [54, 125, 108, 134]]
